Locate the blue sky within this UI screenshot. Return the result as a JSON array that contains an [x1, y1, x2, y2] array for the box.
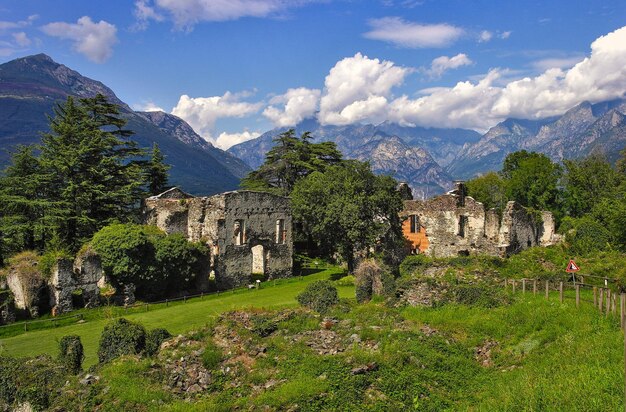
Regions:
[[1, 1, 626, 148]]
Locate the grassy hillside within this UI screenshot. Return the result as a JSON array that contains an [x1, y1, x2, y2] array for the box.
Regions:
[[14, 289, 622, 411], [2, 251, 625, 410], [0, 267, 350, 366]]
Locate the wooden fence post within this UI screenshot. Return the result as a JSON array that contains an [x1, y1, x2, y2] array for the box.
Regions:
[[600, 288, 604, 311], [613, 293, 617, 315], [580, 275, 584, 284], [619, 293, 626, 329], [533, 279, 537, 295], [593, 287, 597, 307], [545, 280, 550, 300], [606, 290, 611, 318], [522, 279, 526, 294], [575, 284, 580, 308], [559, 282, 564, 303], [512, 280, 516, 294]]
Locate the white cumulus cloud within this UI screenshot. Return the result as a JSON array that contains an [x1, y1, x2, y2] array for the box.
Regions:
[[387, 25, 626, 129], [171, 91, 263, 139], [136, 0, 320, 30], [215, 130, 261, 149], [425, 53, 472, 79], [363, 17, 464, 48], [319, 52, 410, 125], [41, 16, 118, 63], [263, 87, 321, 127], [133, 101, 165, 112]]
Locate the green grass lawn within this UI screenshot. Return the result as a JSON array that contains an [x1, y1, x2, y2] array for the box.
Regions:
[[0, 266, 351, 366]]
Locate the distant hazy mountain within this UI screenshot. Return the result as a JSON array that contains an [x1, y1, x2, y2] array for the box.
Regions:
[[228, 118, 473, 195], [451, 99, 626, 179], [0, 54, 249, 195]]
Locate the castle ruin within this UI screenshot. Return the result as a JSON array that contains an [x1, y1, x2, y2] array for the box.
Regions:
[[143, 188, 293, 289], [401, 182, 559, 257]]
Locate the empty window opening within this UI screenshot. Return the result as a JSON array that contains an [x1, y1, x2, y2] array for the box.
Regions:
[[458, 215, 468, 238], [234, 220, 245, 245], [276, 219, 286, 244], [409, 215, 420, 233]]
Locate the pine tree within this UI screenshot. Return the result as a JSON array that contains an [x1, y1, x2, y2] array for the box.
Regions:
[[0, 94, 155, 254], [146, 143, 170, 195], [241, 129, 342, 195]]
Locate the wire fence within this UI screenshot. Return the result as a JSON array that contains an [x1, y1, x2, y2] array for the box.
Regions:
[[0, 265, 336, 338], [503, 275, 626, 329]]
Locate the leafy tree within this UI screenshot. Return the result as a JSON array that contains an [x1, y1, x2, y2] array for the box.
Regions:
[[503, 151, 562, 213], [466, 172, 508, 214], [145, 143, 170, 195], [291, 161, 404, 272], [0, 94, 167, 255], [39, 94, 145, 249], [562, 154, 621, 217], [241, 129, 342, 195]]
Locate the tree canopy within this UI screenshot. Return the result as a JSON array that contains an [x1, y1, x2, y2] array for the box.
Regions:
[[240, 129, 343, 196], [291, 160, 404, 272], [0, 93, 169, 257]]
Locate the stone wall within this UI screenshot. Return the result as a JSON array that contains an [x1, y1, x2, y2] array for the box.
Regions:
[[401, 184, 559, 258], [144, 189, 293, 290]]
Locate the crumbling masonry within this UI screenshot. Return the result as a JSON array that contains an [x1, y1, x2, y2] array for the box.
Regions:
[[401, 182, 559, 257], [143, 188, 293, 289]]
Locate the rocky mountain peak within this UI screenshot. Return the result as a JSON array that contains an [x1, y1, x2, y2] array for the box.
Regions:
[[139, 111, 215, 150], [0, 53, 126, 108]]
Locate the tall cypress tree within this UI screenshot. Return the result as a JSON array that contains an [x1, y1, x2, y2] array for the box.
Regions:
[[145, 143, 170, 195]]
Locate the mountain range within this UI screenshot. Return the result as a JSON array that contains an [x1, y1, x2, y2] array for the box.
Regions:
[[0, 54, 250, 195], [2, 54, 626, 198], [229, 101, 626, 197]]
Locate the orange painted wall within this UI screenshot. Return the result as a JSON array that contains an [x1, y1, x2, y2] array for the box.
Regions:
[[402, 218, 429, 253]]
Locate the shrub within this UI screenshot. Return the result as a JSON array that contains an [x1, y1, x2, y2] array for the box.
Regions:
[[91, 224, 162, 294], [563, 216, 613, 256], [0, 355, 65, 410], [296, 280, 339, 313], [153, 234, 208, 290], [399, 254, 433, 277], [98, 318, 146, 363], [251, 315, 278, 337], [58, 335, 84, 374], [144, 328, 172, 357], [202, 341, 223, 369]]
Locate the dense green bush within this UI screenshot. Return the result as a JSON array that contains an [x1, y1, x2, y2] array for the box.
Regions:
[[399, 254, 433, 277], [0, 355, 65, 410], [144, 328, 172, 357], [202, 341, 223, 369], [98, 318, 146, 363], [296, 280, 339, 313], [58, 335, 84, 374], [91, 224, 162, 293], [90, 223, 209, 298], [153, 234, 208, 290], [562, 216, 613, 256]]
